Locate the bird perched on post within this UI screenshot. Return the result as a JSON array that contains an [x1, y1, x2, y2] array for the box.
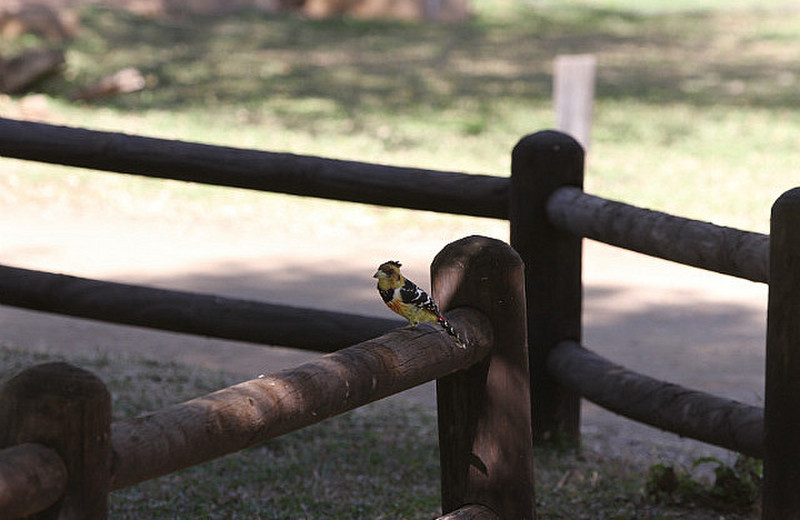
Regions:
[[373, 260, 465, 348]]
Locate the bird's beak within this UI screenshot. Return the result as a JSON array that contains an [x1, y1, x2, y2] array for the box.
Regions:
[[373, 270, 381, 278]]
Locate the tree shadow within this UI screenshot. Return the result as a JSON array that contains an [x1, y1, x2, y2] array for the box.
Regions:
[[26, 3, 800, 117]]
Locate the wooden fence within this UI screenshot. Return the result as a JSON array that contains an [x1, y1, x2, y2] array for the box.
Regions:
[[0, 116, 798, 518], [0, 235, 535, 519]]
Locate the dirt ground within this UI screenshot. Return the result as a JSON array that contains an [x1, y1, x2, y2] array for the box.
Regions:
[[0, 184, 768, 467]]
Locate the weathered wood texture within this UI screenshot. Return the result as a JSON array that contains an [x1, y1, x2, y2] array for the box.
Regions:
[[0, 117, 508, 219], [0, 264, 401, 352], [0, 443, 67, 519], [764, 188, 800, 519], [435, 504, 500, 520], [510, 130, 584, 445], [547, 186, 769, 283], [548, 341, 764, 458], [0, 362, 111, 520], [433, 236, 535, 519], [109, 307, 492, 490]]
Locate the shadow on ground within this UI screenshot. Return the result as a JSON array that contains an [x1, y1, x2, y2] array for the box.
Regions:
[[20, 4, 800, 116]]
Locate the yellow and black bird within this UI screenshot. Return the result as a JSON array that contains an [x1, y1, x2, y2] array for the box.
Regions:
[[373, 260, 464, 347]]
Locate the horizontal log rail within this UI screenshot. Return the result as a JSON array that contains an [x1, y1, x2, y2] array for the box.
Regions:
[[0, 443, 67, 518], [548, 340, 764, 458], [546, 186, 769, 283], [0, 264, 402, 352], [109, 307, 492, 490], [0, 117, 508, 219]]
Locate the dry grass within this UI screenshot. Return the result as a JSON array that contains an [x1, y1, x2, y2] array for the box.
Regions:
[[1, 346, 759, 519]]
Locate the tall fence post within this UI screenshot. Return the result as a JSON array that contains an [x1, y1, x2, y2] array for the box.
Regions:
[[0, 362, 111, 520], [432, 235, 535, 519], [764, 187, 800, 519], [511, 131, 584, 445]]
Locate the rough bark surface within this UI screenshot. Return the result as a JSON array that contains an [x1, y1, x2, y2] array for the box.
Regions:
[[547, 186, 769, 283], [548, 341, 764, 458], [109, 308, 492, 490]]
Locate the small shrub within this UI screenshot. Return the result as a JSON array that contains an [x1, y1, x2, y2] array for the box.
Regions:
[[645, 455, 762, 514]]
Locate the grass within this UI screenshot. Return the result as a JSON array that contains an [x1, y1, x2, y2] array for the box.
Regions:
[[0, 346, 759, 519]]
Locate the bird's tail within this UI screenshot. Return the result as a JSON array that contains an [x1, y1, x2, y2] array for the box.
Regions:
[[437, 316, 466, 349]]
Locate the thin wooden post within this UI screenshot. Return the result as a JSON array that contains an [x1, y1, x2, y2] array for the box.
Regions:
[[0, 362, 111, 520], [764, 187, 800, 519], [511, 131, 584, 445], [554, 54, 596, 152], [432, 236, 535, 519]]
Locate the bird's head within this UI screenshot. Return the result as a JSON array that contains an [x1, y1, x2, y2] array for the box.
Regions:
[[373, 260, 403, 282]]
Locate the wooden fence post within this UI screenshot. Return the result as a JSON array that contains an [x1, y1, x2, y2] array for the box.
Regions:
[[0, 444, 68, 518], [0, 362, 111, 520], [511, 131, 584, 445], [764, 187, 800, 519], [432, 235, 535, 519]]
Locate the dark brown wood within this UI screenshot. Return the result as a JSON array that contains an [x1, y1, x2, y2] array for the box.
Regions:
[[510, 130, 583, 445], [549, 341, 764, 458], [436, 504, 500, 520], [764, 187, 800, 519], [547, 186, 770, 283], [0, 263, 401, 352], [109, 307, 492, 490], [0, 362, 111, 520], [0, 443, 68, 518], [432, 236, 535, 519], [0, 117, 508, 219]]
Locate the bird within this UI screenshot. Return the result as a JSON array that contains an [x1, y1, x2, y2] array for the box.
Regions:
[[373, 260, 465, 348]]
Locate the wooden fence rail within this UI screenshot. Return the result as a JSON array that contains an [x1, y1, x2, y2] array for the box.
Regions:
[[547, 186, 770, 283], [0, 443, 67, 518], [0, 236, 535, 519], [548, 340, 765, 458], [0, 117, 508, 219], [109, 306, 492, 490], [0, 264, 401, 352]]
